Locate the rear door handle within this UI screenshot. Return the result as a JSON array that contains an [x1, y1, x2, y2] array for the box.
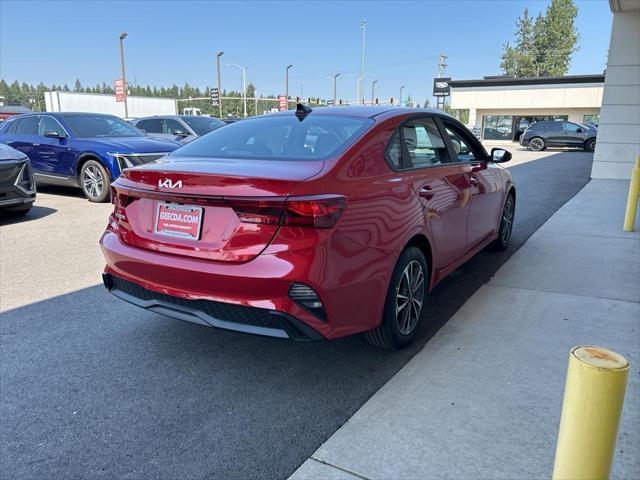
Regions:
[[419, 186, 435, 200]]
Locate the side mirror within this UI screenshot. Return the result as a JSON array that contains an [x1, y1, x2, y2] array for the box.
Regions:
[[44, 131, 66, 139], [491, 148, 512, 163], [576, 128, 583, 133]]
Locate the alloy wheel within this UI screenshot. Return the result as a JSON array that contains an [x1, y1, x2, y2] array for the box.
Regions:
[[83, 165, 104, 199], [501, 197, 514, 244], [395, 260, 425, 335], [530, 138, 544, 151]]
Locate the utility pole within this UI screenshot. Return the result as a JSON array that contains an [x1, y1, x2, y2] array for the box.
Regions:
[[333, 73, 340, 106], [371, 79, 378, 105], [119, 32, 128, 118], [436, 53, 448, 110], [285, 64, 293, 109], [216, 51, 224, 118], [359, 18, 366, 105]]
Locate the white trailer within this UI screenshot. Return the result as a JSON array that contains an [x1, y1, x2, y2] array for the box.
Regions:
[[45, 91, 177, 118]]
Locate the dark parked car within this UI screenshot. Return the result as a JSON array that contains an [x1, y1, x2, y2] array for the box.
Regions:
[[0, 143, 36, 217], [520, 120, 597, 152], [133, 115, 226, 144], [0, 113, 180, 202], [101, 106, 515, 350]]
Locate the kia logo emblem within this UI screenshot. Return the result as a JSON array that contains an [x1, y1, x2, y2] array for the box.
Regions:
[[158, 179, 183, 189]]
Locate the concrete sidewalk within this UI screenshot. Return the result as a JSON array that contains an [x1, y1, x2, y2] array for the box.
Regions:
[[290, 179, 640, 480]]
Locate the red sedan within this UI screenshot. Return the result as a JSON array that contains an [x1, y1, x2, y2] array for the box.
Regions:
[[100, 106, 515, 349]]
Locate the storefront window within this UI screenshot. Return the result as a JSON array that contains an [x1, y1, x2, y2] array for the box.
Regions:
[[483, 115, 513, 140], [583, 114, 600, 125]]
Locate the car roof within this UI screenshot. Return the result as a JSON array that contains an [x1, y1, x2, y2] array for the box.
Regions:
[[10, 112, 117, 119], [263, 106, 455, 120]]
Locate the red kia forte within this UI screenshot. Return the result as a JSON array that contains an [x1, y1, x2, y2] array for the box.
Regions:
[[100, 106, 515, 349]]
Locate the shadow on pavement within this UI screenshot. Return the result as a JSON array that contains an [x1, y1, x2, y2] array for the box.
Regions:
[[0, 151, 593, 480], [0, 205, 57, 226]]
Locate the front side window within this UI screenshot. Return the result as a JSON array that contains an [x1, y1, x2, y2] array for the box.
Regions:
[[65, 115, 144, 138], [137, 118, 163, 133], [39, 116, 66, 136], [171, 115, 371, 160], [164, 118, 186, 135], [445, 126, 478, 163], [402, 118, 447, 168], [181, 116, 225, 136], [14, 116, 39, 135], [563, 122, 582, 132]]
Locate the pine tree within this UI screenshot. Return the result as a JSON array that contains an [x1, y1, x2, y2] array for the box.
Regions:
[[501, 0, 579, 77], [73, 79, 82, 92]]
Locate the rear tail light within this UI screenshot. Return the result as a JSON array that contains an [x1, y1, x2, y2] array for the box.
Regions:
[[230, 195, 346, 229]]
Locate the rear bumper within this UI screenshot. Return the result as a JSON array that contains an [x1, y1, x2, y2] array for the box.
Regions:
[[100, 229, 392, 340], [103, 273, 323, 340]]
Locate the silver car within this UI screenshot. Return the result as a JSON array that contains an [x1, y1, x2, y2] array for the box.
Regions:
[[133, 115, 226, 144]]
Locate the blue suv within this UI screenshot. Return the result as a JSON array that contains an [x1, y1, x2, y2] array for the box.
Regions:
[[0, 112, 181, 202]]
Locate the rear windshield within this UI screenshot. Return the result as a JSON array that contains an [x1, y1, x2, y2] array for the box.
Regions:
[[64, 115, 144, 138], [170, 114, 372, 160]]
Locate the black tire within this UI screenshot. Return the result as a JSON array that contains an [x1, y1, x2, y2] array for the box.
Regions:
[[490, 193, 515, 251], [1, 204, 32, 217], [80, 160, 111, 203], [585, 138, 596, 152], [529, 137, 545, 151], [365, 246, 428, 350]]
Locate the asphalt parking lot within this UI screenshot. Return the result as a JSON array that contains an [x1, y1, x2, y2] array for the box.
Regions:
[[1, 149, 594, 479]]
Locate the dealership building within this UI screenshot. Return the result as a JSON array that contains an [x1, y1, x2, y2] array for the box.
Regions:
[[449, 74, 604, 142]]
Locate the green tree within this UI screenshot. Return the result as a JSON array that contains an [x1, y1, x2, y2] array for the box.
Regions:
[[535, 0, 579, 76], [73, 79, 82, 92], [501, 0, 578, 77]]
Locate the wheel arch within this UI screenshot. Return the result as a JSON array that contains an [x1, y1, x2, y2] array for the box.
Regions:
[[76, 153, 113, 180], [404, 234, 433, 289]]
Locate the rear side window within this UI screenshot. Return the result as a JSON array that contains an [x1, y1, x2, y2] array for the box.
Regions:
[[546, 122, 563, 132], [14, 116, 39, 135], [171, 115, 372, 160], [164, 118, 186, 134], [563, 122, 582, 132]]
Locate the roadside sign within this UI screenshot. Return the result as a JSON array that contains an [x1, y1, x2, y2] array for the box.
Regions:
[[210, 87, 220, 107], [433, 77, 451, 97], [278, 95, 288, 111], [326, 100, 334, 106], [114, 79, 125, 102]]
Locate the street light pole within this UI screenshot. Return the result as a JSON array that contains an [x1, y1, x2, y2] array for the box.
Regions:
[[285, 64, 293, 110], [333, 73, 340, 105], [216, 51, 224, 118], [371, 79, 378, 105], [359, 18, 366, 105], [119, 32, 128, 118], [399, 85, 406, 107], [227, 61, 263, 118]]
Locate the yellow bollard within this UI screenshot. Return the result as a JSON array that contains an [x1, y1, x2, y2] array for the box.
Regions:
[[623, 155, 640, 232], [553, 346, 630, 480]]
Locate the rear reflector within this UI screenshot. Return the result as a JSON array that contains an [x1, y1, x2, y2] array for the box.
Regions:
[[289, 283, 327, 321]]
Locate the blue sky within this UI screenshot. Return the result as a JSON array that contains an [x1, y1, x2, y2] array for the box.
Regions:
[[0, 0, 612, 104]]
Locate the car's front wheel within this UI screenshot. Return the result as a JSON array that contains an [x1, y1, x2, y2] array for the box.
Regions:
[[80, 160, 111, 203], [365, 246, 428, 350], [529, 137, 545, 151]]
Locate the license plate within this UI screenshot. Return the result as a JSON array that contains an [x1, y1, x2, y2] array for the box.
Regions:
[[155, 203, 203, 240]]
